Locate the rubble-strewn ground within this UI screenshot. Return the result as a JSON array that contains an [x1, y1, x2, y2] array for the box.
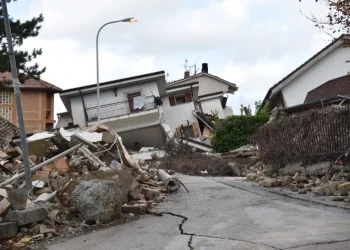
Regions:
[[45, 175, 350, 250]]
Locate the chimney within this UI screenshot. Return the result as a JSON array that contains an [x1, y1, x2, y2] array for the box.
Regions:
[[184, 70, 190, 79], [202, 63, 208, 73]]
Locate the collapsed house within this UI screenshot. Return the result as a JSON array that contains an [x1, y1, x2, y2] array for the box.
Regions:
[[57, 63, 237, 150]]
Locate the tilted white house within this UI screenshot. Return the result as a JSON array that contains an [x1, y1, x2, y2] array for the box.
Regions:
[[263, 35, 350, 108], [58, 63, 237, 150]]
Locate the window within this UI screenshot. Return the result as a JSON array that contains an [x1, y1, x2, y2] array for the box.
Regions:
[[0, 107, 12, 121], [169, 92, 192, 106], [0, 90, 12, 104], [127, 92, 141, 112], [46, 93, 52, 119]]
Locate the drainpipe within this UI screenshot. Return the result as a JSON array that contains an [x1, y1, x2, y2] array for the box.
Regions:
[[79, 90, 88, 127]]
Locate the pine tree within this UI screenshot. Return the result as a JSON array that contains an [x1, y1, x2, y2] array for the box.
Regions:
[[0, 0, 45, 80]]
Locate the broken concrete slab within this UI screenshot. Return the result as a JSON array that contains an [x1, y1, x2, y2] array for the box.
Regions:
[[306, 162, 331, 176], [0, 222, 18, 239], [116, 170, 134, 203], [3, 204, 48, 226]]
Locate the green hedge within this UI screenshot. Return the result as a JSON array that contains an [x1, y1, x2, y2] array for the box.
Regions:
[[212, 115, 269, 152]]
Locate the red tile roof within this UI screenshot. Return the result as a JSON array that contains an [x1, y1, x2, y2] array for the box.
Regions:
[[304, 75, 350, 103], [0, 72, 62, 93]]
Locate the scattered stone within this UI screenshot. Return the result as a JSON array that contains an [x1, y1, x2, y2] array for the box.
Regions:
[[297, 175, 309, 184], [0, 222, 18, 239], [306, 162, 330, 176], [298, 189, 307, 194], [329, 181, 341, 193], [39, 225, 57, 235], [331, 196, 346, 201], [143, 188, 161, 200], [3, 204, 48, 226], [315, 179, 321, 186], [324, 184, 333, 196], [297, 183, 305, 189], [228, 162, 241, 177], [312, 186, 325, 196], [19, 237, 32, 245], [338, 182, 350, 195], [246, 173, 258, 181], [70, 179, 122, 223], [261, 178, 279, 188], [283, 162, 304, 176], [304, 183, 314, 191], [121, 204, 147, 215], [292, 172, 299, 180]]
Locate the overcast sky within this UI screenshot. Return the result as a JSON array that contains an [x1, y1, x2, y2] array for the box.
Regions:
[[10, 0, 331, 116]]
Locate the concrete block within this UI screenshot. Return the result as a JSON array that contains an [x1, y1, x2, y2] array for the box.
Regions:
[[3, 205, 48, 226], [0, 222, 18, 239]]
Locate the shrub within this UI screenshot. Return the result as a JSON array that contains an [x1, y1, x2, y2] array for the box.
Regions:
[[212, 115, 269, 152]]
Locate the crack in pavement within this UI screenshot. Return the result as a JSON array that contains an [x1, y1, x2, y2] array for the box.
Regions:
[[158, 212, 282, 250], [283, 238, 350, 249]]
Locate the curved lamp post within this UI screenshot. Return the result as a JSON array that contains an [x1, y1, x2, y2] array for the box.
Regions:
[[96, 17, 137, 123]]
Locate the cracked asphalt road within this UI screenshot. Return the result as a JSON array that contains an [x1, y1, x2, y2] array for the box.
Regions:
[[48, 175, 350, 250]]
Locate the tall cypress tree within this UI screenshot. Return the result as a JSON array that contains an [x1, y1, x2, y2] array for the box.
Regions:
[[0, 0, 45, 80]]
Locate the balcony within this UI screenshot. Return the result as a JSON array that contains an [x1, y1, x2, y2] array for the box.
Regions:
[[86, 96, 158, 122]]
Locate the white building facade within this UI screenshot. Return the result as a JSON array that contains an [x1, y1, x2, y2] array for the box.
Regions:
[[58, 64, 237, 149], [264, 35, 350, 108]]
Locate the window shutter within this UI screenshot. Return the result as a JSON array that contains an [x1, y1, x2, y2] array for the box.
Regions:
[[169, 96, 176, 106], [176, 127, 182, 137], [185, 93, 192, 103]]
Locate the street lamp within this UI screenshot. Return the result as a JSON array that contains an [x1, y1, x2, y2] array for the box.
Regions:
[[96, 17, 137, 123]]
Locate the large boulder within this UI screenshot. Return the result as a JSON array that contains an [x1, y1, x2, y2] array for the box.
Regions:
[[306, 162, 331, 176], [71, 179, 122, 223], [283, 162, 305, 176]]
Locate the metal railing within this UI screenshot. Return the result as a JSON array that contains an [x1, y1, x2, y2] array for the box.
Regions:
[[86, 96, 157, 122]]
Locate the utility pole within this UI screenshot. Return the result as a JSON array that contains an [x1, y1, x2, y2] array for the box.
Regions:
[[1, 0, 32, 190]]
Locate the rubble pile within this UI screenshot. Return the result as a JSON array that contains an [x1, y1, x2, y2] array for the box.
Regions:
[[0, 124, 179, 248], [161, 142, 259, 176], [245, 156, 350, 203]]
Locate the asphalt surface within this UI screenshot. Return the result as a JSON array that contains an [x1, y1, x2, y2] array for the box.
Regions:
[[47, 175, 350, 250]]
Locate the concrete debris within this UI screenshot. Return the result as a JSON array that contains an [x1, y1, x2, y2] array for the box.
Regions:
[[0, 124, 183, 244], [70, 179, 122, 224], [158, 169, 181, 193]]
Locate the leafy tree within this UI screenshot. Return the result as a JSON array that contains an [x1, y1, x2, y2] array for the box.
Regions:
[[300, 0, 350, 46], [239, 104, 252, 116], [0, 0, 45, 80], [255, 100, 270, 116]]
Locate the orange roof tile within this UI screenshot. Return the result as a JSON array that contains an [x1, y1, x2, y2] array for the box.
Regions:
[[0, 72, 62, 93]]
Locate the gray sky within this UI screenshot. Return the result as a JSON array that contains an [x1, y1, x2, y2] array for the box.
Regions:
[[10, 0, 332, 115]]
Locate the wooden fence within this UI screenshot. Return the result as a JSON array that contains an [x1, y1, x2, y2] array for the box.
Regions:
[[254, 107, 350, 164]]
